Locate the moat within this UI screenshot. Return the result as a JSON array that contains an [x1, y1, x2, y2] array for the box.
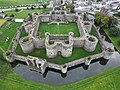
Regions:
[[11, 52, 120, 86]]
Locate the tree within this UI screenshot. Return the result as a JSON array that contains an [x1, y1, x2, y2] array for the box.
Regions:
[[118, 40, 120, 46], [42, 4, 47, 9], [31, 6, 34, 10], [66, 3, 74, 13], [38, 6, 41, 9], [114, 12, 120, 17], [10, 14, 14, 17], [94, 12, 101, 26], [95, 12, 119, 28], [15, 8, 19, 12], [109, 27, 120, 37], [101, 16, 110, 28], [1, 11, 4, 13], [27, 7, 29, 10], [109, 17, 118, 27]]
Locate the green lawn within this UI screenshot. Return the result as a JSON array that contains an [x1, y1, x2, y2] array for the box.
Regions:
[[5, 10, 17, 15], [0, 19, 7, 27], [16, 9, 52, 19], [104, 29, 120, 52], [0, 0, 47, 7], [39, 22, 80, 37], [0, 22, 22, 51], [0, 9, 52, 19]]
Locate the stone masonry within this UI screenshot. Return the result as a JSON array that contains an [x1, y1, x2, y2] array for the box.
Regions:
[[3, 10, 115, 74]]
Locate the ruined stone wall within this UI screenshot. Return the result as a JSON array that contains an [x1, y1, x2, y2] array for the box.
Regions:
[[40, 14, 50, 22], [76, 16, 87, 36], [23, 22, 33, 34], [33, 37, 45, 48], [32, 17, 41, 36], [66, 14, 76, 22], [83, 21, 92, 33], [12, 48, 114, 74], [73, 37, 85, 47]]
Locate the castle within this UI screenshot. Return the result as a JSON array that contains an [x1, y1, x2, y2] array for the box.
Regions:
[[19, 10, 98, 58], [4, 10, 114, 74]]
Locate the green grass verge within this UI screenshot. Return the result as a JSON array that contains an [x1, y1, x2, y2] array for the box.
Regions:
[[16, 9, 52, 19], [0, 0, 48, 7], [0, 58, 120, 90], [103, 29, 120, 52], [3, 10, 17, 16], [39, 22, 80, 37], [0, 19, 7, 27], [58, 66, 120, 90], [0, 22, 22, 51]]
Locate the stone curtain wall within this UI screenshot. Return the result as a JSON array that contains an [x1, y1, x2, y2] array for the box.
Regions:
[[3, 10, 115, 74]]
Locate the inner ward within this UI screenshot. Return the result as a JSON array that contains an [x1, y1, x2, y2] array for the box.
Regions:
[[38, 22, 80, 38]]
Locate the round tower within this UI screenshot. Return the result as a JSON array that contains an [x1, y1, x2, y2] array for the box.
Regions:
[[61, 32, 74, 57], [103, 48, 114, 59], [45, 32, 58, 58], [19, 36, 34, 53], [4, 51, 15, 62], [84, 35, 98, 52]]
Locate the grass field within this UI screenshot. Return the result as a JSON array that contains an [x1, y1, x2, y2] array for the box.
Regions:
[[0, 19, 7, 27], [16, 9, 52, 19], [0, 9, 52, 19], [0, 0, 44, 7], [104, 29, 120, 52], [39, 22, 80, 37], [0, 22, 22, 51], [3, 10, 18, 17]]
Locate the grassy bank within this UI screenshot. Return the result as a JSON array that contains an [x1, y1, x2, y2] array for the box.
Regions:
[[0, 19, 7, 27], [16, 9, 52, 19], [103, 29, 120, 52], [0, 58, 120, 90]]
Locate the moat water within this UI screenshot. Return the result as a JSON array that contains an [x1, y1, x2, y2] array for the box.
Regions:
[[11, 52, 120, 86]]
